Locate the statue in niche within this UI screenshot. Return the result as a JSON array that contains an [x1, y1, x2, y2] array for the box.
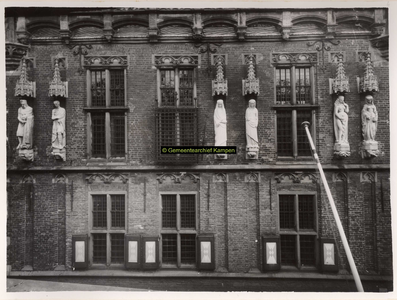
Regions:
[[361, 95, 379, 158], [334, 95, 349, 144], [361, 95, 378, 142], [52, 100, 66, 149], [245, 99, 259, 159], [333, 95, 350, 157], [214, 99, 227, 158], [16, 99, 34, 150]]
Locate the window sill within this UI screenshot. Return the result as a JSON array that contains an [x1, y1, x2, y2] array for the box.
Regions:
[[83, 106, 129, 113], [83, 158, 128, 166], [280, 265, 318, 272], [276, 157, 315, 164], [272, 105, 319, 110], [90, 264, 125, 270]]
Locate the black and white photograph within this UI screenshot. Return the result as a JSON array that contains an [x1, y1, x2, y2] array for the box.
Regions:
[[3, 0, 395, 298]]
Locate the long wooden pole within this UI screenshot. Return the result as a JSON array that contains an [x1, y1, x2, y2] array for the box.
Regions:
[[302, 121, 364, 292]]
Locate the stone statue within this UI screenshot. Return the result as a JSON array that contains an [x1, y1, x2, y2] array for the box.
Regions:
[[16, 99, 34, 150], [245, 99, 259, 158], [214, 99, 227, 158], [361, 95, 379, 158], [361, 95, 378, 142], [333, 95, 350, 157], [52, 100, 66, 149], [334, 95, 349, 144]]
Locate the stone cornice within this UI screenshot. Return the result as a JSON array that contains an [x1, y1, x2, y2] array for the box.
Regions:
[[7, 164, 390, 173]]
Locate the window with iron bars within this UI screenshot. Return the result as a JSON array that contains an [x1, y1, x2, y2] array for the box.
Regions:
[[86, 68, 127, 159], [274, 65, 316, 158], [156, 67, 198, 164], [161, 193, 197, 268], [91, 193, 126, 265], [278, 193, 318, 269]]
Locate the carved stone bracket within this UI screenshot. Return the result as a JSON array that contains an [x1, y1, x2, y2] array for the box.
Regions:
[[86, 173, 129, 184], [360, 141, 380, 159], [192, 13, 204, 40], [18, 149, 34, 161], [237, 12, 247, 41], [275, 172, 317, 183], [68, 44, 92, 75], [157, 172, 200, 184], [360, 171, 377, 183], [5, 42, 29, 71], [103, 14, 114, 43], [245, 172, 260, 182], [148, 13, 158, 42], [334, 142, 351, 158], [213, 173, 228, 183]]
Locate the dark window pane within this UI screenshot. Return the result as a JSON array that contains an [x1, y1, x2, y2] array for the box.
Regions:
[[279, 195, 295, 229], [110, 70, 125, 106], [111, 233, 125, 263], [295, 67, 311, 104], [298, 195, 315, 230], [93, 195, 107, 228], [280, 235, 296, 265], [111, 195, 125, 228], [160, 70, 176, 106], [181, 234, 196, 264], [276, 68, 291, 104], [162, 195, 177, 228], [300, 235, 316, 266], [158, 111, 176, 146], [277, 111, 293, 156], [179, 112, 196, 147], [162, 234, 177, 264], [179, 69, 194, 106], [297, 110, 312, 156], [91, 114, 106, 158], [180, 195, 196, 229], [92, 233, 107, 264], [110, 113, 125, 157], [91, 70, 106, 106]]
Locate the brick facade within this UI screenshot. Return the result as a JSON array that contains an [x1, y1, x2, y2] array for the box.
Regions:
[[6, 7, 391, 277]]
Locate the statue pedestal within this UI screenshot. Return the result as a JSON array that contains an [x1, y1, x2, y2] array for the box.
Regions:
[[52, 148, 66, 161], [215, 154, 227, 160], [334, 143, 350, 158], [361, 141, 379, 158], [18, 149, 34, 161], [246, 147, 259, 160]]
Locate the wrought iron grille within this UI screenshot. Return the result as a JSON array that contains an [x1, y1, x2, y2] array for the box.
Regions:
[[91, 114, 106, 158], [162, 195, 177, 228], [295, 67, 311, 104], [111, 195, 125, 228], [156, 108, 198, 164], [160, 70, 176, 106], [276, 68, 291, 104], [296, 110, 312, 156], [93, 195, 107, 228], [110, 70, 125, 106], [298, 195, 315, 230], [280, 235, 296, 265], [279, 195, 295, 229], [300, 235, 315, 266], [92, 233, 107, 263], [162, 234, 177, 264], [111, 233, 125, 263], [277, 111, 293, 156], [181, 234, 196, 264], [110, 113, 125, 158], [180, 195, 196, 229], [91, 70, 106, 106], [179, 69, 194, 106]]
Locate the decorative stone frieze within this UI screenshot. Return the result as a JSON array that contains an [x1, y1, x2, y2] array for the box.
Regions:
[[154, 55, 199, 67], [84, 55, 128, 67], [245, 172, 260, 182], [86, 173, 129, 184], [272, 52, 317, 64], [213, 173, 228, 183], [156, 172, 200, 184], [274, 172, 317, 184]]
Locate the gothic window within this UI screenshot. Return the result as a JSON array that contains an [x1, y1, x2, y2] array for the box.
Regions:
[[161, 193, 197, 267], [279, 193, 318, 268], [84, 56, 128, 159]]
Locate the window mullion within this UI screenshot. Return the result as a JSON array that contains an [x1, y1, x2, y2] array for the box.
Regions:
[[107, 194, 111, 265], [291, 66, 296, 105], [295, 195, 301, 268], [292, 110, 297, 158], [193, 68, 197, 107], [177, 194, 181, 267], [105, 69, 110, 107], [87, 69, 92, 106], [157, 69, 161, 107], [124, 69, 127, 106], [175, 68, 180, 107], [87, 112, 92, 159], [105, 112, 111, 159], [310, 66, 315, 104]]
